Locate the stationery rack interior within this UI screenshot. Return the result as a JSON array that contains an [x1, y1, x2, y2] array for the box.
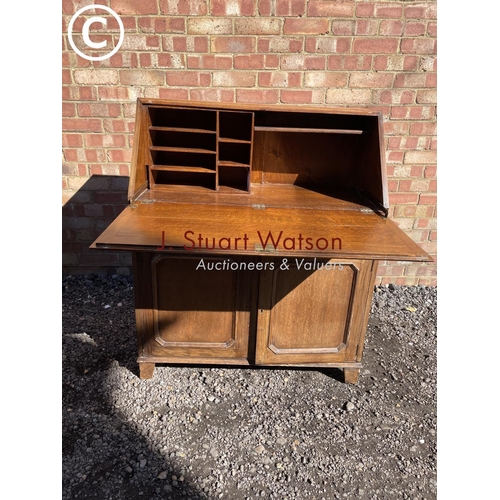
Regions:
[[147, 106, 254, 193]]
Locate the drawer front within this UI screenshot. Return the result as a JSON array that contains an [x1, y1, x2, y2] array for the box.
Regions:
[[255, 258, 376, 365], [134, 254, 256, 361]]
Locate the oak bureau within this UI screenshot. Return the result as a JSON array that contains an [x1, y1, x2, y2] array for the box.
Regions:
[[92, 99, 430, 383]]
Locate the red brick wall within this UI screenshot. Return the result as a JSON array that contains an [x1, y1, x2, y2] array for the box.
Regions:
[[62, 0, 437, 285]]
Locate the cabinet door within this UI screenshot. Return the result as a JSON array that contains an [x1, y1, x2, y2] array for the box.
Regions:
[[255, 258, 376, 365], [134, 254, 256, 362]]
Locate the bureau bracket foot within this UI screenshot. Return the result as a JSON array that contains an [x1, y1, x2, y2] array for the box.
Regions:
[[139, 362, 155, 379], [343, 368, 360, 384]]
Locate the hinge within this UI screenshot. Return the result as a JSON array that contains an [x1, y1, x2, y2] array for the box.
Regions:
[[254, 243, 278, 252]]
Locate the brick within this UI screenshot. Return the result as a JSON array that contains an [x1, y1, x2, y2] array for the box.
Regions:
[[158, 88, 190, 100], [408, 179, 431, 192], [281, 55, 325, 70], [62, 52, 71, 68], [387, 137, 402, 150], [110, 0, 158, 14], [404, 22, 427, 37], [353, 38, 399, 54], [190, 88, 235, 102], [401, 39, 436, 55], [259, 0, 271, 15], [356, 3, 374, 17], [235, 18, 281, 35], [410, 122, 437, 136], [426, 73, 437, 88], [160, 0, 208, 15], [63, 134, 83, 147], [187, 18, 232, 34], [63, 103, 76, 117], [234, 54, 279, 69], [372, 90, 415, 105], [424, 166, 437, 178], [308, 1, 354, 17], [236, 89, 279, 103], [63, 148, 80, 162], [375, 4, 403, 18], [213, 71, 256, 87], [405, 3, 437, 20], [420, 57, 437, 72], [373, 56, 388, 71], [259, 37, 303, 53], [276, 0, 306, 16], [90, 160, 111, 174], [304, 72, 348, 88], [416, 90, 437, 104], [166, 71, 211, 86], [119, 70, 165, 86], [417, 277, 437, 286], [139, 53, 152, 67], [331, 20, 355, 36], [212, 36, 255, 53], [187, 55, 232, 69], [107, 150, 132, 162], [349, 72, 393, 88], [427, 22, 437, 38], [405, 151, 436, 164], [63, 119, 103, 133], [389, 193, 419, 205], [387, 152, 404, 164], [284, 19, 330, 35], [259, 72, 301, 88], [355, 20, 379, 36], [210, 0, 255, 16], [392, 165, 410, 178], [280, 90, 317, 104], [78, 103, 121, 117], [379, 20, 403, 36], [326, 89, 371, 105], [306, 37, 350, 54], [394, 73, 427, 88], [74, 70, 118, 85]]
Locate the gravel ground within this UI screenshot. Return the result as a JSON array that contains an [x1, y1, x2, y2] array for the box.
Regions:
[[62, 275, 436, 500]]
